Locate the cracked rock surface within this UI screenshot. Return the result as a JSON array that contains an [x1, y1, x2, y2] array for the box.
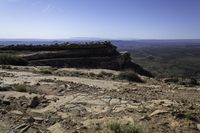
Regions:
[[0, 67, 200, 133]]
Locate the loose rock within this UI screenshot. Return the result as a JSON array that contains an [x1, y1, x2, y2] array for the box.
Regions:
[[149, 110, 169, 117], [29, 96, 40, 108]]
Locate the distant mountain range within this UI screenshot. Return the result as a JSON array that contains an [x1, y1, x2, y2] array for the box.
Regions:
[[0, 38, 200, 49]]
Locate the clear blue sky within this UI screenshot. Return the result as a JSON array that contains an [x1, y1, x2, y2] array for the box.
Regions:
[[0, 0, 200, 39]]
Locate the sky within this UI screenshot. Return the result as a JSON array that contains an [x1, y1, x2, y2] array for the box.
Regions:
[[0, 0, 200, 39]]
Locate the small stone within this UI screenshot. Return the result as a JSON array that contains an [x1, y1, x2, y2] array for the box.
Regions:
[[29, 96, 40, 108], [0, 109, 7, 114], [33, 117, 44, 122], [139, 115, 151, 121], [109, 98, 120, 105], [57, 93, 64, 96], [2, 99, 11, 105], [80, 126, 88, 130], [149, 110, 168, 117], [189, 105, 195, 110], [20, 125, 31, 133], [61, 91, 65, 94], [126, 108, 135, 113], [48, 123, 65, 133], [197, 124, 200, 131], [59, 85, 65, 89], [10, 110, 23, 115], [24, 116, 35, 123], [51, 97, 59, 102], [137, 109, 147, 113], [0, 84, 12, 91], [14, 123, 27, 130]]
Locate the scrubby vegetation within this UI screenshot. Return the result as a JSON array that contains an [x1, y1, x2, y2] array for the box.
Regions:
[[14, 84, 27, 92], [128, 62, 154, 78], [96, 71, 115, 79], [0, 65, 12, 69], [121, 44, 200, 80], [117, 71, 143, 82], [39, 79, 55, 82], [0, 41, 115, 51], [0, 53, 28, 65], [163, 77, 199, 86], [173, 112, 199, 122], [54, 69, 116, 80], [108, 121, 144, 133], [47, 68, 144, 82], [39, 68, 54, 75]]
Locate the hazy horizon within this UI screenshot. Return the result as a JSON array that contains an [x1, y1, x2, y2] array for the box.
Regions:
[[1, 38, 200, 40]]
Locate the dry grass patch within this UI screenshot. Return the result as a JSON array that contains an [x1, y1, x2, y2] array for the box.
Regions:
[[108, 121, 146, 133]]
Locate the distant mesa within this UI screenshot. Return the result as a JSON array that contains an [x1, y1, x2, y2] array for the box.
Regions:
[[0, 41, 153, 77]]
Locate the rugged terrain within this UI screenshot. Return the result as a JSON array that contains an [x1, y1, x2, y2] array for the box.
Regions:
[[0, 66, 200, 133], [0, 42, 153, 77]]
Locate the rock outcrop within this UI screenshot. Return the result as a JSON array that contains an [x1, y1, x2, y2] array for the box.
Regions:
[[2, 42, 153, 77]]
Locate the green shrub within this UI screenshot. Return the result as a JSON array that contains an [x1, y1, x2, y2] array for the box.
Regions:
[[71, 71, 84, 77], [178, 78, 199, 86], [108, 122, 141, 133], [99, 71, 114, 77], [15, 84, 27, 92], [39, 69, 53, 74], [96, 71, 114, 79], [0, 53, 28, 66], [174, 112, 198, 122], [1, 65, 12, 69], [88, 72, 96, 77], [109, 122, 121, 132], [186, 78, 199, 86], [117, 71, 143, 83]]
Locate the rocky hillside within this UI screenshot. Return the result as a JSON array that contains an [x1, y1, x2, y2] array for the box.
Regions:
[[0, 42, 153, 77]]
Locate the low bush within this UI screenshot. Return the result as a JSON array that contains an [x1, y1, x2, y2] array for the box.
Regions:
[[109, 122, 121, 132], [178, 78, 199, 86], [117, 71, 143, 83], [1, 65, 12, 69], [88, 72, 96, 77], [99, 71, 114, 77], [39, 67, 58, 75], [108, 122, 142, 133], [173, 112, 198, 122], [0, 53, 28, 66], [14, 84, 27, 92], [39, 79, 54, 82], [39, 69, 53, 74]]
